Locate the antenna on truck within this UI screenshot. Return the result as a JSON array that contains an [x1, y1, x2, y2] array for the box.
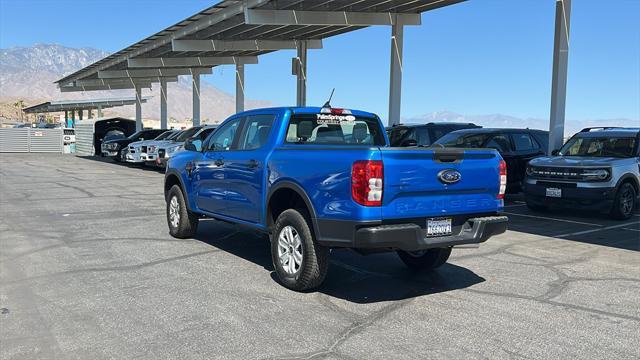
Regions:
[[322, 88, 335, 108]]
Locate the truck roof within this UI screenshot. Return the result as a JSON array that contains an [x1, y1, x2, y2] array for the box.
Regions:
[[447, 128, 548, 134], [577, 128, 640, 137], [237, 106, 379, 119]]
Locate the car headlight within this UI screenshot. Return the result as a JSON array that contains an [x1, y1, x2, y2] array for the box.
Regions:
[[166, 145, 183, 155], [526, 166, 535, 176], [149, 145, 157, 153], [582, 168, 610, 181], [107, 143, 119, 150]]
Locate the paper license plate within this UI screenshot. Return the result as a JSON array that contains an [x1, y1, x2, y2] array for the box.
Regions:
[[427, 218, 452, 237], [546, 187, 562, 198]]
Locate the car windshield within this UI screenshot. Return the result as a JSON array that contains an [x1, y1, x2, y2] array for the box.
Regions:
[[154, 131, 174, 140], [560, 136, 636, 158], [285, 113, 385, 146], [174, 127, 202, 142], [126, 131, 143, 140], [435, 132, 492, 148]]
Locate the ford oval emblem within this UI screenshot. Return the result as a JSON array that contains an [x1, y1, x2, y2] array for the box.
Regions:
[[438, 169, 461, 184]]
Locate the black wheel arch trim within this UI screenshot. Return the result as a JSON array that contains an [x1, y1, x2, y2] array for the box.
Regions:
[[266, 180, 319, 236], [165, 169, 193, 210], [615, 173, 640, 195]]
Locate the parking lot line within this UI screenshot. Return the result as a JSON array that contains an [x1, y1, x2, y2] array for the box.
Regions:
[[503, 212, 604, 227], [504, 204, 527, 208], [555, 221, 640, 238]]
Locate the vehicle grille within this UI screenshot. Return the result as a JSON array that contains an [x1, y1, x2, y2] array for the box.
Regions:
[[129, 146, 135, 153], [528, 166, 609, 182]]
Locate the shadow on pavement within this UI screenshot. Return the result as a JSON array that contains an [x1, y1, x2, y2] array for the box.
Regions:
[[194, 220, 485, 304]]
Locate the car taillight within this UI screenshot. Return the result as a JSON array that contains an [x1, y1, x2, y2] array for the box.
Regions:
[[498, 160, 507, 199], [352, 160, 383, 206]]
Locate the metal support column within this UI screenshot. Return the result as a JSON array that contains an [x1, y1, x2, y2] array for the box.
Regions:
[[135, 85, 143, 131], [64, 111, 69, 127], [87, 109, 92, 119], [192, 71, 201, 126], [97, 105, 103, 118], [549, 0, 571, 152], [78, 109, 83, 120], [296, 41, 307, 107], [71, 110, 75, 128], [388, 21, 404, 126], [236, 63, 245, 113], [160, 78, 168, 129]]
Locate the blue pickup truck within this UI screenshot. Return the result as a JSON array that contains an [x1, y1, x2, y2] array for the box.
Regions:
[[164, 106, 508, 290]]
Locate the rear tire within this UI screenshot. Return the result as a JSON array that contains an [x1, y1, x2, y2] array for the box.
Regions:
[[166, 185, 199, 238], [271, 209, 329, 291], [610, 183, 636, 220], [397, 247, 452, 271]]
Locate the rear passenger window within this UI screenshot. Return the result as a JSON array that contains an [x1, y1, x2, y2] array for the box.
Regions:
[[485, 135, 512, 153], [240, 114, 274, 150], [512, 133, 536, 151]]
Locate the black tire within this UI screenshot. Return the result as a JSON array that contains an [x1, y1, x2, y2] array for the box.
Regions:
[[271, 209, 329, 291], [397, 247, 452, 271], [166, 185, 199, 238], [610, 182, 636, 220]]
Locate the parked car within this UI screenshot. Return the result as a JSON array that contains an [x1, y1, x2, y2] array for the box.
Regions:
[[154, 125, 217, 168], [101, 128, 167, 161], [126, 130, 178, 164], [434, 128, 549, 193], [164, 106, 508, 291], [524, 127, 640, 220], [388, 122, 481, 147]]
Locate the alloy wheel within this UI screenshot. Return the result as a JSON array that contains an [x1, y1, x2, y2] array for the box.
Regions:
[[277, 225, 303, 275]]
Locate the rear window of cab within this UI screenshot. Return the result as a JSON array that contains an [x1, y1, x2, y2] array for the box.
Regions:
[[285, 112, 385, 146]]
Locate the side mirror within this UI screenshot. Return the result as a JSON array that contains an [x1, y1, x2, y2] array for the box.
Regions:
[[401, 139, 418, 147], [184, 138, 198, 152], [551, 149, 560, 156]]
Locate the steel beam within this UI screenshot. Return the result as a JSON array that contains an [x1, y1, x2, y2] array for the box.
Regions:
[[135, 85, 143, 131], [388, 23, 404, 126], [549, 0, 571, 152], [244, 9, 421, 26], [127, 56, 258, 68], [74, 77, 177, 87], [171, 39, 322, 52], [192, 71, 201, 127], [295, 41, 308, 107], [97, 68, 211, 79], [59, 83, 153, 92], [236, 63, 245, 113], [160, 78, 168, 129]]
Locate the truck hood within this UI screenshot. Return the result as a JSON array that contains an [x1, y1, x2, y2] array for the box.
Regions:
[[530, 156, 623, 167]]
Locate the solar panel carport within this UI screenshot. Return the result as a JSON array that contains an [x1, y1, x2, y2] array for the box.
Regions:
[[55, 0, 572, 153], [22, 96, 151, 128]]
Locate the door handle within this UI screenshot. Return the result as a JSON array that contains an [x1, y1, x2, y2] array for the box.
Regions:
[[214, 159, 224, 167], [248, 159, 259, 169]]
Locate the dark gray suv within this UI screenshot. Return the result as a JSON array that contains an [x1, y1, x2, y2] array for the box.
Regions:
[[524, 127, 640, 220]]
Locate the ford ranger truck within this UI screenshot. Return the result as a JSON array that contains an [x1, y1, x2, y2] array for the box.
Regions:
[[164, 107, 508, 291]]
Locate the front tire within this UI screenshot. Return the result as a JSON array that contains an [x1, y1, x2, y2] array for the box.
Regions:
[[271, 209, 329, 291], [397, 247, 452, 271], [610, 183, 636, 220], [166, 185, 199, 238]]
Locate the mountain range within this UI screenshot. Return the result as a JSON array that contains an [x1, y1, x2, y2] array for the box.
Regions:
[[0, 44, 636, 135], [0, 44, 268, 124]]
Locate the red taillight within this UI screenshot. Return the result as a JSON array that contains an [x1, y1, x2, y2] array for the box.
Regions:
[[352, 160, 383, 206], [498, 160, 507, 199]]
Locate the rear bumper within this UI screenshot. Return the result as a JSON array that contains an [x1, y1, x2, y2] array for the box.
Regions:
[[316, 216, 508, 251]]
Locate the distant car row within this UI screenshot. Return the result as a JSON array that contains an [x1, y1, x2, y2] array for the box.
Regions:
[[100, 125, 217, 168], [101, 120, 638, 220]]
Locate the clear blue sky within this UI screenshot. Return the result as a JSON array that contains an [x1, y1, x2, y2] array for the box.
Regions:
[[1, 0, 638, 122]]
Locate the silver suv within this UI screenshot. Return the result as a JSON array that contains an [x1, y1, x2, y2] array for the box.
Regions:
[[524, 127, 640, 220]]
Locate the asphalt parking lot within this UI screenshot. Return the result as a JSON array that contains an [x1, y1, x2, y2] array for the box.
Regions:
[[1, 154, 639, 360]]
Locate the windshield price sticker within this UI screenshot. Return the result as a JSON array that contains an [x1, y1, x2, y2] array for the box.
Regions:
[[316, 113, 356, 125]]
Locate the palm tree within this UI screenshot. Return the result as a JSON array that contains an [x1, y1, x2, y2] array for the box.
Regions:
[[13, 100, 25, 122]]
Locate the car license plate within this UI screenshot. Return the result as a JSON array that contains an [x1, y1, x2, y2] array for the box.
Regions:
[[427, 218, 452, 237], [546, 187, 562, 198]]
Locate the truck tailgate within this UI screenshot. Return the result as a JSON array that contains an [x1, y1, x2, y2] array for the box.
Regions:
[[380, 148, 503, 219]]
